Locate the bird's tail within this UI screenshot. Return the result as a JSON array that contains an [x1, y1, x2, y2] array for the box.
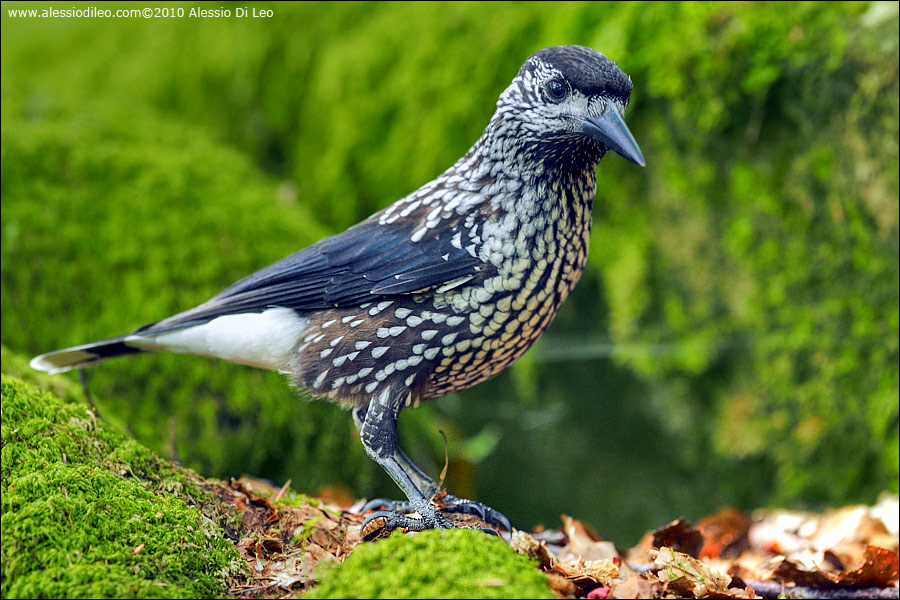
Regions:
[[29, 337, 146, 374]]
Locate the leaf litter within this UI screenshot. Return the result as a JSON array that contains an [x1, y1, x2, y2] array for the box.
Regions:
[[213, 479, 898, 599]]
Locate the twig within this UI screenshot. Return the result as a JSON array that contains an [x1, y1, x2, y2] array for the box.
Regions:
[[274, 479, 292, 503], [168, 416, 180, 465], [432, 429, 449, 502], [78, 367, 100, 417]]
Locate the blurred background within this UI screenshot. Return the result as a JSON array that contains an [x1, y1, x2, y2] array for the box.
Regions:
[[1, 1, 897, 545]]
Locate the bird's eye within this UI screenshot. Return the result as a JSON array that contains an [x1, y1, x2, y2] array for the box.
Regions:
[[545, 79, 568, 102]]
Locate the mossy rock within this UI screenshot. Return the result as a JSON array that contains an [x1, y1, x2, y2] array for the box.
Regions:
[[0, 374, 245, 599], [0, 364, 553, 599], [306, 529, 555, 599]]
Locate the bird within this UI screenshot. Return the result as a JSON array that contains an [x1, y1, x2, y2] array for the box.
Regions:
[[30, 44, 644, 536]]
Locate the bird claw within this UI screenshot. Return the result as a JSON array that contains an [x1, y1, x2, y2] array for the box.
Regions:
[[361, 497, 414, 516], [361, 508, 454, 539], [360, 495, 511, 537], [437, 494, 513, 533], [361, 508, 501, 541]]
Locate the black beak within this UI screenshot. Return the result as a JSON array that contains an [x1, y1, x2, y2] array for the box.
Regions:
[[580, 105, 645, 167]]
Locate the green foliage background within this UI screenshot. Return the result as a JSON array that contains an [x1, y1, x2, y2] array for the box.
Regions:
[[2, 1, 897, 544]]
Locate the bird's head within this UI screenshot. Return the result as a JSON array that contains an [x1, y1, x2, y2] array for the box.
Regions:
[[495, 45, 645, 169]]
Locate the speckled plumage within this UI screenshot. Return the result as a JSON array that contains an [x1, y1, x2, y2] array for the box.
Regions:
[[285, 46, 629, 408], [289, 159, 596, 406], [31, 45, 644, 535]]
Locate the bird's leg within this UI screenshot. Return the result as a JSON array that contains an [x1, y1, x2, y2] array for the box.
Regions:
[[354, 400, 511, 533], [353, 404, 434, 496], [356, 390, 454, 533]]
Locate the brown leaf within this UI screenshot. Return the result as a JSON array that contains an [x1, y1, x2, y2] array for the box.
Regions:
[[697, 509, 750, 559], [652, 519, 704, 559], [837, 545, 899, 587], [726, 558, 767, 587], [825, 540, 880, 573], [545, 572, 577, 598], [662, 575, 702, 597], [560, 514, 619, 562], [260, 537, 283, 555], [769, 555, 838, 587]]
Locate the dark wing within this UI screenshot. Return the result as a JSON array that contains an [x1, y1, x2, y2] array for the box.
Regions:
[[138, 221, 486, 334]]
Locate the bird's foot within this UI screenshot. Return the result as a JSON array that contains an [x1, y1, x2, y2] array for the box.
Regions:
[[433, 492, 512, 533], [360, 494, 510, 539], [361, 506, 452, 536]]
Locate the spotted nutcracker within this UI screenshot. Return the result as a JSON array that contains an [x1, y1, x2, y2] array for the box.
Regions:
[[31, 45, 644, 535]]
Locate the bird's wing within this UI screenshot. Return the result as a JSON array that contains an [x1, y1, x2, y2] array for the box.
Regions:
[[138, 220, 487, 334]]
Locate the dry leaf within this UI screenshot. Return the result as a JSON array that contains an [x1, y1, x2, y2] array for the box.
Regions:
[[837, 545, 900, 587], [652, 546, 732, 598], [747, 508, 818, 555], [560, 514, 618, 562], [652, 519, 704, 558], [545, 572, 577, 597], [767, 554, 838, 587], [510, 529, 553, 569], [584, 559, 619, 585], [697, 509, 750, 559], [608, 569, 659, 599]]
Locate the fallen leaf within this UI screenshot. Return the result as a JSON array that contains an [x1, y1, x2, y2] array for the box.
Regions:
[[608, 569, 659, 599], [697, 509, 750, 559], [747, 508, 817, 555], [552, 557, 618, 585], [871, 494, 899, 537], [560, 514, 618, 562], [652, 518, 704, 558], [584, 559, 619, 585], [624, 531, 656, 566], [812, 505, 893, 551], [837, 545, 899, 587], [768, 555, 838, 587], [545, 572, 577, 597], [652, 546, 732, 598], [510, 529, 553, 569]]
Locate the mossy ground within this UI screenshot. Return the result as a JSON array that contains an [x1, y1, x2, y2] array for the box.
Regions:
[[306, 529, 555, 600], [0, 358, 549, 598], [0, 371, 246, 598]]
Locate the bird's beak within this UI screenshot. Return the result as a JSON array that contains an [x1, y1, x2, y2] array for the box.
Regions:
[[580, 105, 645, 167]]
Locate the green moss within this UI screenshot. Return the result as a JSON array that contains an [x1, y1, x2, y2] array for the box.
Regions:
[[0, 374, 245, 598], [306, 529, 555, 599]]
